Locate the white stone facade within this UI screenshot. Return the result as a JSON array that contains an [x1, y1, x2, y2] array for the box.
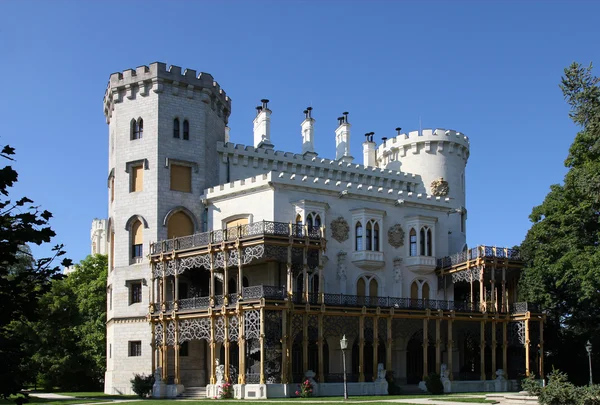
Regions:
[[101, 62, 494, 396]]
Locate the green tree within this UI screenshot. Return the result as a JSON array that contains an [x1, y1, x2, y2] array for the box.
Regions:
[[31, 254, 107, 390], [0, 145, 70, 398], [520, 63, 600, 384]]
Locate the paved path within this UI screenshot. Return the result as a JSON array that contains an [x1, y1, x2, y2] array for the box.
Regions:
[[28, 394, 78, 399]]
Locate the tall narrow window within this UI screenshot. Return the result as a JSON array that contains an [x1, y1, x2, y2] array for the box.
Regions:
[[461, 213, 465, 233], [411, 281, 419, 300], [426, 228, 433, 256], [132, 119, 143, 140], [373, 222, 380, 251], [129, 341, 142, 357], [357, 277, 366, 297], [314, 215, 321, 228], [110, 176, 115, 202], [422, 282, 430, 300], [369, 278, 378, 298], [409, 228, 417, 256], [295, 214, 303, 237], [355, 222, 363, 250], [306, 214, 313, 228], [131, 221, 143, 259], [420, 228, 426, 255], [173, 118, 180, 138], [170, 164, 192, 192], [130, 165, 143, 192], [183, 120, 189, 140], [130, 282, 142, 304], [110, 231, 115, 270], [366, 222, 372, 250]]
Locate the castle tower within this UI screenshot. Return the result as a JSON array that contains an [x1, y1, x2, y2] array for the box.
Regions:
[[102, 63, 231, 394], [376, 128, 470, 253]]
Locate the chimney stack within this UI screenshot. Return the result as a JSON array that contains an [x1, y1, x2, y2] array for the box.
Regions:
[[301, 107, 317, 156], [335, 111, 353, 162], [363, 132, 376, 167], [253, 99, 273, 148]]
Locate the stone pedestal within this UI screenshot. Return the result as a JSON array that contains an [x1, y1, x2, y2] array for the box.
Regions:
[[152, 380, 167, 398]]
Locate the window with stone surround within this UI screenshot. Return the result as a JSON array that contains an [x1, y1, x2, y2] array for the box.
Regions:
[[409, 228, 417, 256], [410, 279, 430, 300], [406, 216, 437, 258], [130, 282, 142, 304], [173, 118, 180, 138], [170, 164, 192, 192], [183, 120, 189, 140], [131, 220, 143, 260], [357, 274, 379, 303], [131, 118, 143, 140], [130, 165, 143, 192], [352, 208, 384, 252], [129, 341, 142, 357]]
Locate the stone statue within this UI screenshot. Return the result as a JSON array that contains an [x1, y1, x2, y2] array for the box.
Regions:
[[154, 367, 163, 383], [495, 369, 506, 380], [440, 363, 451, 393], [215, 359, 224, 384], [376, 363, 386, 381], [440, 363, 449, 379]]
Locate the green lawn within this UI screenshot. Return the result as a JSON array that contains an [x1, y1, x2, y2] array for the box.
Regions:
[[430, 398, 496, 403]]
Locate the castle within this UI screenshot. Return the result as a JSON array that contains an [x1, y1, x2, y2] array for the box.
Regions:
[[103, 62, 544, 398]]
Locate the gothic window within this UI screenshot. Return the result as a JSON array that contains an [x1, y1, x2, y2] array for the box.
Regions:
[[183, 120, 189, 140], [306, 214, 313, 228], [427, 228, 432, 256], [131, 118, 143, 140], [314, 214, 321, 228], [295, 214, 303, 237], [129, 282, 142, 304], [420, 228, 425, 255], [357, 275, 379, 303], [131, 220, 143, 259], [409, 228, 417, 256], [355, 222, 363, 251], [419, 226, 433, 256], [167, 211, 194, 239], [366, 222, 372, 250], [173, 118, 180, 138], [410, 279, 430, 300], [364, 220, 380, 251]]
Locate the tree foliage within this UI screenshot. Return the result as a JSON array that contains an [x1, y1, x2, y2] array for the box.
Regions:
[[520, 63, 600, 383], [30, 254, 107, 390], [0, 146, 71, 398]]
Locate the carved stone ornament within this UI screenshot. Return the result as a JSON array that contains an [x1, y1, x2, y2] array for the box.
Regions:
[[330, 216, 349, 243], [387, 224, 405, 248], [430, 177, 450, 196]]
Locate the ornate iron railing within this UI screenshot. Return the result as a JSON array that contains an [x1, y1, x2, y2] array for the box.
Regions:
[[156, 286, 539, 314], [245, 373, 260, 384], [151, 220, 323, 255], [437, 245, 521, 269]]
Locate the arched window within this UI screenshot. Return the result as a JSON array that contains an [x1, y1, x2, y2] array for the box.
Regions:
[[295, 214, 303, 237], [183, 120, 189, 140], [306, 214, 313, 228], [422, 281, 430, 300], [357, 277, 366, 297], [173, 118, 180, 138], [411, 281, 419, 300], [409, 228, 417, 256], [131, 220, 143, 259], [420, 228, 426, 255], [132, 118, 143, 140], [355, 222, 363, 250], [357, 275, 379, 305], [426, 228, 432, 256], [373, 222, 380, 251], [314, 214, 321, 228], [366, 222, 372, 250], [167, 211, 194, 239], [369, 278, 378, 297]]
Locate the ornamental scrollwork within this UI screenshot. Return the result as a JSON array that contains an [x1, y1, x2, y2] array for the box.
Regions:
[[244, 310, 260, 340], [430, 177, 450, 196], [166, 321, 176, 346], [179, 318, 210, 342], [387, 224, 405, 248], [330, 216, 350, 243]]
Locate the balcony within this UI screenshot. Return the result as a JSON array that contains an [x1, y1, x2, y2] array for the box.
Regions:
[[405, 255, 437, 274], [437, 245, 522, 270], [150, 220, 323, 256], [351, 250, 385, 270]]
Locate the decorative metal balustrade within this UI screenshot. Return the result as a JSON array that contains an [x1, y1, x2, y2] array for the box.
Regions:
[[151, 220, 323, 255], [437, 245, 522, 269], [156, 285, 540, 314]]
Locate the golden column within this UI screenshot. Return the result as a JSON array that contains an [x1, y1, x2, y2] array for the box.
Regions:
[[447, 316, 454, 381], [174, 258, 180, 311], [209, 251, 215, 307], [386, 316, 393, 372], [237, 244, 244, 299], [422, 315, 429, 380], [435, 314, 441, 374], [525, 316, 531, 377], [238, 307, 246, 384], [259, 307, 266, 384], [491, 319, 497, 377], [373, 317, 379, 380], [151, 321, 156, 374], [302, 313, 308, 373], [174, 318, 180, 384], [502, 320, 508, 376], [209, 312, 216, 384], [359, 316, 365, 382], [223, 243, 229, 304], [480, 319, 486, 380], [281, 308, 289, 383], [224, 313, 230, 382], [162, 319, 168, 381], [479, 266, 485, 312], [318, 313, 324, 383]]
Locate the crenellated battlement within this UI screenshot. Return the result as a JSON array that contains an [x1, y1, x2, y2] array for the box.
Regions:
[[206, 171, 451, 209], [376, 128, 470, 162], [103, 62, 231, 122], [217, 141, 423, 189]]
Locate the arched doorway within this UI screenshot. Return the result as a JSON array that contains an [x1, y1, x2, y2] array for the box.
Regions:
[[406, 330, 435, 384]]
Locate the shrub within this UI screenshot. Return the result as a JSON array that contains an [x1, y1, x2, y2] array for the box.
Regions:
[[130, 373, 154, 398], [578, 385, 600, 405], [424, 372, 444, 395], [386, 371, 401, 395], [219, 380, 233, 399], [538, 369, 577, 405], [295, 379, 314, 398], [522, 373, 543, 396]]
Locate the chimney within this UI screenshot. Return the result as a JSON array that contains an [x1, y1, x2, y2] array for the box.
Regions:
[[253, 99, 273, 148], [301, 107, 317, 156], [335, 112, 353, 162], [363, 132, 376, 167]]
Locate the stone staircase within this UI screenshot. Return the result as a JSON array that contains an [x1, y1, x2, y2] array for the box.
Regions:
[[177, 386, 206, 399]]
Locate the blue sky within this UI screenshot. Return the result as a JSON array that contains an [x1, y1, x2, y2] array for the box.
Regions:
[[1, 1, 599, 264]]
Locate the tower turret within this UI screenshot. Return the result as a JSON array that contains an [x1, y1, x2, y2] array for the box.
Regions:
[[335, 112, 353, 162]]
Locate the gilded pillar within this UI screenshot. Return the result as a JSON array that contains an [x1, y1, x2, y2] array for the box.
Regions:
[[525, 317, 531, 377], [302, 313, 308, 373], [447, 317, 454, 381], [303, 247, 309, 302], [423, 316, 429, 380], [162, 319, 168, 381], [318, 313, 324, 383], [386, 317, 393, 372], [151, 321, 156, 374], [237, 246, 244, 299], [503, 320, 508, 375], [491, 320, 497, 377], [260, 307, 266, 384], [373, 317, 379, 380], [162, 259, 167, 312], [359, 316, 365, 382], [209, 252, 215, 307], [224, 314, 230, 382], [223, 247, 229, 304], [479, 266, 485, 312], [174, 318, 180, 384], [209, 314, 216, 384], [435, 316, 441, 374], [480, 320, 486, 380], [238, 308, 246, 384], [150, 265, 155, 313], [174, 259, 179, 311], [281, 309, 289, 383], [286, 244, 293, 298]]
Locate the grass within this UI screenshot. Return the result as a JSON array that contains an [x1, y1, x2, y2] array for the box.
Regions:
[[429, 398, 496, 403]]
